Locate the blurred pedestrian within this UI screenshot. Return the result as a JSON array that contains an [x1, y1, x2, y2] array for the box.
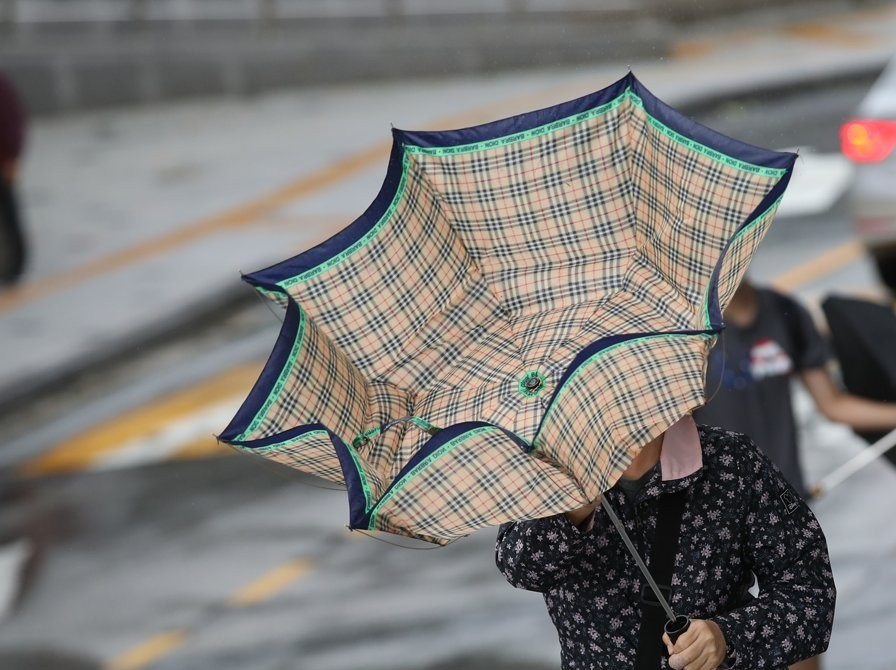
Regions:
[[695, 279, 896, 498], [0, 70, 28, 284], [496, 415, 836, 670], [694, 279, 896, 670]]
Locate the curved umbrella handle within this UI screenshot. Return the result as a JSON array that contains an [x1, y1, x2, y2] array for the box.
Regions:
[[352, 416, 441, 449]]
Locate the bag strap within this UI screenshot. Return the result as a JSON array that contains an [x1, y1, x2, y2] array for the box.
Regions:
[[634, 489, 688, 670]]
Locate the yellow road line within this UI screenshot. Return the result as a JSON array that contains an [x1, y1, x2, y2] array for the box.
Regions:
[[782, 21, 880, 46], [13, 64, 876, 478], [170, 435, 235, 461], [769, 240, 865, 292], [227, 559, 315, 608], [0, 144, 389, 312], [1, 9, 885, 316], [670, 13, 883, 59], [103, 558, 314, 669], [51, 63, 877, 670], [18, 362, 260, 476], [0, 82, 604, 315], [105, 630, 188, 670]]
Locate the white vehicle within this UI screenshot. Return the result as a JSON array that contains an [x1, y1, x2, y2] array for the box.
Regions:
[[840, 57, 896, 292]]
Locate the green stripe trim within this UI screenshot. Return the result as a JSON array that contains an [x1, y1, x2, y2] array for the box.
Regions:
[[344, 442, 375, 512], [274, 87, 786, 290], [702, 193, 786, 328], [406, 95, 628, 157], [409, 89, 786, 178], [353, 426, 382, 447], [409, 416, 438, 432], [366, 425, 499, 530], [234, 305, 308, 441], [236, 430, 375, 512], [232, 429, 329, 453], [639, 114, 786, 178], [278, 151, 415, 289], [255, 286, 284, 301], [535, 331, 716, 446]]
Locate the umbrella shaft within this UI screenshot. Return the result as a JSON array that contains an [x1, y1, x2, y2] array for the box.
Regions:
[[601, 497, 676, 622]]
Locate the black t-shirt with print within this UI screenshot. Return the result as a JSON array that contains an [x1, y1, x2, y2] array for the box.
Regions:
[[694, 288, 827, 496]]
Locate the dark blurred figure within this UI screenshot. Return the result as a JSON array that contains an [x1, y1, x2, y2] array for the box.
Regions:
[[0, 70, 28, 285], [821, 294, 896, 457], [697, 280, 896, 498], [695, 280, 896, 670]]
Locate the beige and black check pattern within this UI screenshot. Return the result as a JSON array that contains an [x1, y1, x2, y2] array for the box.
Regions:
[[223, 79, 793, 544]]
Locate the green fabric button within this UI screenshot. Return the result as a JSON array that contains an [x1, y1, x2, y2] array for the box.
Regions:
[[519, 371, 546, 397]]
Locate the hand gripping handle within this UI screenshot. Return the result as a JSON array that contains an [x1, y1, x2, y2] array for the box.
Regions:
[[664, 615, 691, 645]]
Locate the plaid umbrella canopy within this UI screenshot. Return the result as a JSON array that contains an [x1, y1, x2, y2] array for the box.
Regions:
[[219, 72, 796, 545]]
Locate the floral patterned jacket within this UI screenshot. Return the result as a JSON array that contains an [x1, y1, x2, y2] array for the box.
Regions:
[[495, 422, 836, 669]]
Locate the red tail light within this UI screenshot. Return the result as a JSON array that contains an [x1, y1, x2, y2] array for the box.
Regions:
[[840, 119, 896, 163]]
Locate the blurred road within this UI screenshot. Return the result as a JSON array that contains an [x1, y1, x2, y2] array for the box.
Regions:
[[1, 4, 896, 670]]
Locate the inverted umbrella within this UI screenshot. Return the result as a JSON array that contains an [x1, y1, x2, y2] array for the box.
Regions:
[[219, 72, 796, 545]]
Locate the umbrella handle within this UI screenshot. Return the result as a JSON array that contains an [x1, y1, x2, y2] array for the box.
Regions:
[[664, 614, 690, 645]]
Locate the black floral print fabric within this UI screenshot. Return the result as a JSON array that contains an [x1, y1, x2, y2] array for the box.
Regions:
[[495, 425, 835, 669]]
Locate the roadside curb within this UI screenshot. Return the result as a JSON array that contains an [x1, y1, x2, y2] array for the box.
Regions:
[[0, 284, 258, 418]]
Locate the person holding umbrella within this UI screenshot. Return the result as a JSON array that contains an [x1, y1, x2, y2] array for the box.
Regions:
[[495, 415, 836, 670], [0, 70, 28, 285], [694, 279, 896, 670]]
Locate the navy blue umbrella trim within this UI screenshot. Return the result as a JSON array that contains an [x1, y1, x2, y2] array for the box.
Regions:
[[535, 328, 720, 449], [242, 138, 407, 288], [337, 421, 528, 531], [628, 75, 796, 172], [706, 156, 796, 326], [218, 299, 302, 443], [396, 74, 631, 150], [239, 72, 796, 291]]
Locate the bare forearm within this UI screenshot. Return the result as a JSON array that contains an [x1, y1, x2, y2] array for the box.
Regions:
[[819, 393, 896, 429], [801, 368, 896, 430]]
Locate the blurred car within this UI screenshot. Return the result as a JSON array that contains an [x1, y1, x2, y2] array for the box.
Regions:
[[840, 56, 896, 292]]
